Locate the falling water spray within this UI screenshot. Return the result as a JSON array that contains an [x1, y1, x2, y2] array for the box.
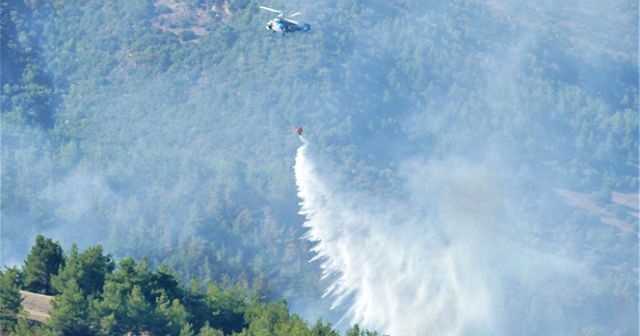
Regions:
[[293, 139, 513, 335]]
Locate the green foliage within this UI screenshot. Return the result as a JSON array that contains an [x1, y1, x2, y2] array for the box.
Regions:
[[2, 0, 637, 334], [197, 322, 224, 336], [76, 245, 115, 297], [205, 282, 247, 334], [10, 317, 58, 336], [0, 1, 55, 128], [179, 322, 195, 336], [125, 285, 154, 334], [240, 299, 346, 336], [9, 236, 382, 335], [48, 278, 93, 336], [93, 257, 238, 335], [310, 320, 340, 336], [23, 235, 65, 295], [94, 260, 153, 335], [0, 267, 24, 332], [8, 318, 32, 336], [241, 299, 303, 335], [10, 318, 42, 336], [51, 244, 114, 298], [155, 294, 190, 335], [346, 324, 385, 336]]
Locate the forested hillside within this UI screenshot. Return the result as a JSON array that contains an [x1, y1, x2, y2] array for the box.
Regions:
[[1, 235, 381, 335], [1, 0, 637, 334]]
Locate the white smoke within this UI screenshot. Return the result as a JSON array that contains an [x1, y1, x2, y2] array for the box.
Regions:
[[294, 138, 581, 335]]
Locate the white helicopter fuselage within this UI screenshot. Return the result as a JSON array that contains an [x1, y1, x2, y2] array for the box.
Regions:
[[266, 18, 286, 33], [260, 5, 309, 35]]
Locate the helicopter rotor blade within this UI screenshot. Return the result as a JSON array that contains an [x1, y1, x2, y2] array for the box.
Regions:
[[259, 5, 282, 14], [288, 12, 302, 18], [285, 18, 299, 25]]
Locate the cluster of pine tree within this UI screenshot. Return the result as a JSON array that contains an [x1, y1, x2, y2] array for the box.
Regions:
[[0, 235, 383, 336]]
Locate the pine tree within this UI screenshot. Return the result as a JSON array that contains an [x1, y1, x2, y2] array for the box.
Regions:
[[77, 245, 114, 297], [23, 235, 65, 295], [0, 267, 24, 332], [125, 285, 153, 335], [310, 319, 340, 336], [8, 318, 32, 336], [345, 325, 384, 336], [154, 293, 190, 335], [346, 325, 361, 336], [51, 244, 82, 296], [94, 279, 127, 335], [94, 258, 145, 335], [205, 282, 247, 333], [52, 244, 114, 297], [183, 277, 210, 331], [179, 322, 195, 336], [47, 278, 94, 336], [197, 322, 224, 336], [10, 318, 58, 336]]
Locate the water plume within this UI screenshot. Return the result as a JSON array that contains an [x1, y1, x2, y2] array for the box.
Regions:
[[294, 138, 511, 335]]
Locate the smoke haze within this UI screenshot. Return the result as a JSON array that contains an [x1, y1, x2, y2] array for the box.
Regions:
[[2, 0, 637, 333], [295, 137, 618, 335]]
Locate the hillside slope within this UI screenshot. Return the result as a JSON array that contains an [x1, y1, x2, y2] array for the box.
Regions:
[[1, 0, 637, 333]]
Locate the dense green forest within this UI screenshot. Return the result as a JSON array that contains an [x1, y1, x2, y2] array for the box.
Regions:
[[2, 0, 329, 316], [1, 0, 637, 334], [0, 235, 383, 335]]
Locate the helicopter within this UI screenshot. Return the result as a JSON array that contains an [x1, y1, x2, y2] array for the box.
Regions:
[[259, 5, 310, 35]]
